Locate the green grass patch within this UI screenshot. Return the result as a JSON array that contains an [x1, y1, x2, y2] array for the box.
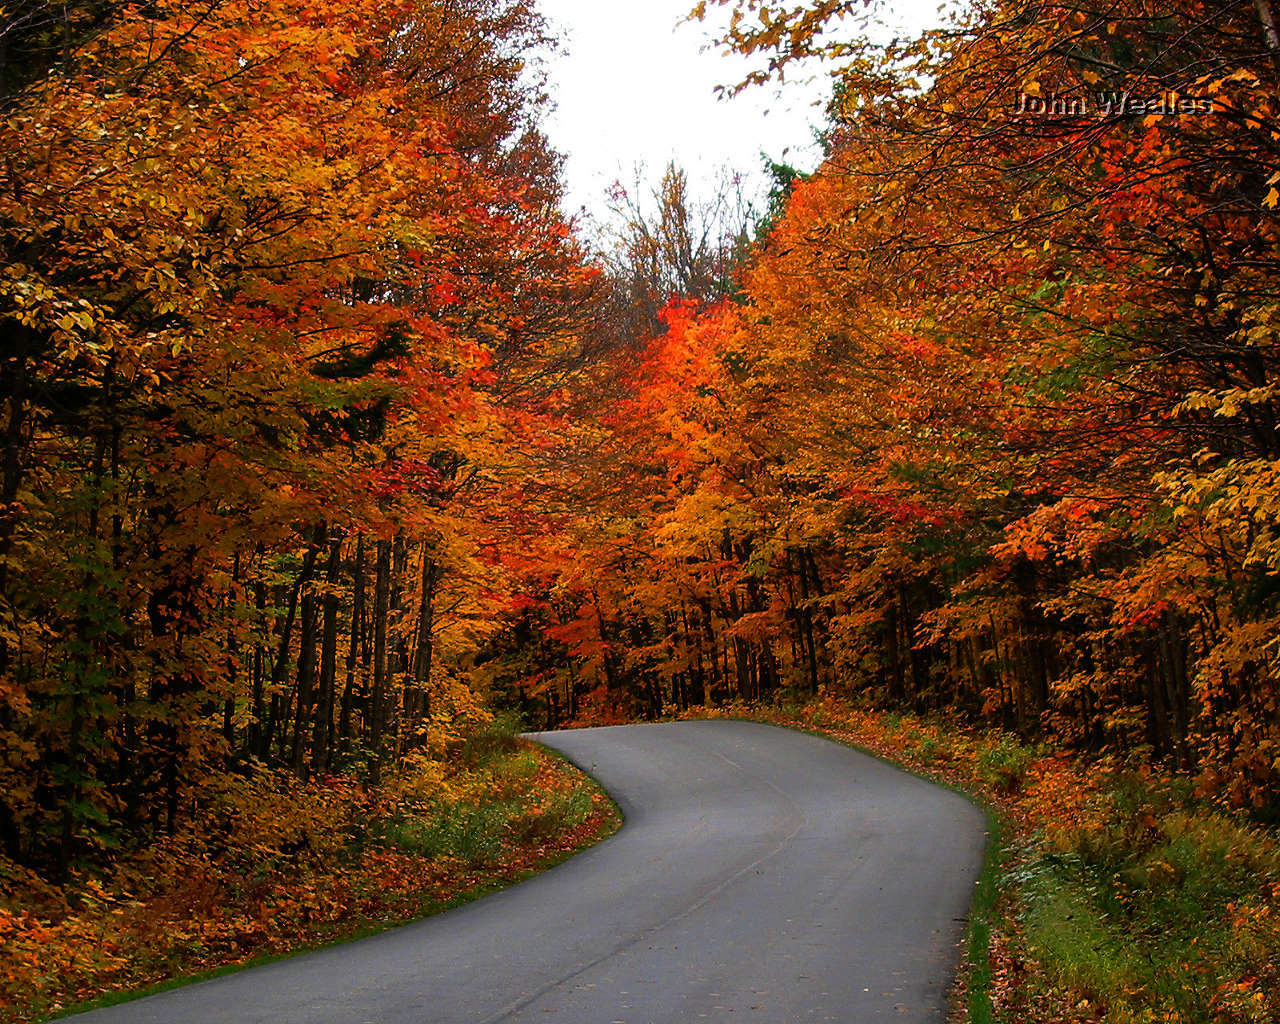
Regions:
[[507, 788, 595, 844], [1025, 774, 1280, 1022], [373, 716, 602, 865], [376, 801, 516, 863], [1018, 858, 1142, 1004], [966, 806, 1002, 1024]]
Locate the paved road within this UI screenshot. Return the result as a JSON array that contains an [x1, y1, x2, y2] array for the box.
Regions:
[[67, 721, 988, 1024]]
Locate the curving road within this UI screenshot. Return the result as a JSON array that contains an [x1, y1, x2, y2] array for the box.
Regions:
[[66, 721, 988, 1024]]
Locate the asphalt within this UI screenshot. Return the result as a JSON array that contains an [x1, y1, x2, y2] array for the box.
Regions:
[[65, 720, 989, 1024]]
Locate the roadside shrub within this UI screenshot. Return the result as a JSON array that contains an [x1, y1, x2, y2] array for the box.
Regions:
[[378, 802, 513, 865], [507, 789, 593, 844], [485, 750, 541, 800], [978, 736, 1035, 793], [454, 712, 525, 769]]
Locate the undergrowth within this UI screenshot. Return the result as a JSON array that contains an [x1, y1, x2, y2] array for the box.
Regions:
[[0, 714, 619, 1023], [680, 695, 1280, 1024]]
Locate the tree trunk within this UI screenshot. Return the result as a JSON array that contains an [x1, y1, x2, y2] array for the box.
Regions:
[[408, 548, 438, 727], [339, 534, 365, 747], [310, 537, 342, 774], [369, 537, 392, 760], [264, 527, 323, 759]]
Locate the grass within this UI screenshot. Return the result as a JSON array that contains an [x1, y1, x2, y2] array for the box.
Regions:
[[1017, 860, 1138, 1002], [965, 807, 1003, 1024], [3, 715, 621, 1024], [1013, 777, 1280, 1023], [673, 696, 1280, 1024], [373, 738, 598, 863]]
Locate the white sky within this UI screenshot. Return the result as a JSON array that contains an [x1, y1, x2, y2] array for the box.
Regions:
[[535, 0, 946, 226]]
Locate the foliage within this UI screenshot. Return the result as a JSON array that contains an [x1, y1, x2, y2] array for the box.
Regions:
[[684, 695, 1280, 1024], [0, 719, 618, 1022], [0, 2, 624, 1014], [8, 0, 1280, 1016], [0, 0, 602, 875], [493, 0, 1280, 821]]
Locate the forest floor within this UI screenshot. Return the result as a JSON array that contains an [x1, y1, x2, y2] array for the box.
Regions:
[[0, 718, 620, 1024], [673, 696, 1280, 1024]]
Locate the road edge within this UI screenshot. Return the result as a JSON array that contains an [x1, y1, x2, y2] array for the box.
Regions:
[[37, 744, 623, 1024], [669, 711, 1002, 1024]]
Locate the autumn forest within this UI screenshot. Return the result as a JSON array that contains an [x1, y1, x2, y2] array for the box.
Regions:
[[4, 0, 1280, 1020]]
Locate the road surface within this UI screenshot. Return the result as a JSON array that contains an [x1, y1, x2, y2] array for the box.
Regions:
[[66, 720, 988, 1023]]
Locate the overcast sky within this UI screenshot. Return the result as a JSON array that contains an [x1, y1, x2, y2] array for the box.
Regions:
[[535, 0, 945, 226]]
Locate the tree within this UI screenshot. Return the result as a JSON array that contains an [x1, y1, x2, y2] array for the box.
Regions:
[[601, 162, 757, 341], [0, 0, 600, 871], [511, 0, 1280, 808]]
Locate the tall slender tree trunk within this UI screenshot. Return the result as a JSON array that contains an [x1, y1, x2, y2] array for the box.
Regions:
[[339, 534, 365, 748], [249, 577, 267, 756], [263, 528, 323, 759], [308, 537, 342, 773], [290, 587, 317, 774], [369, 537, 392, 761], [409, 549, 438, 726], [224, 552, 241, 745], [0, 327, 31, 602]]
